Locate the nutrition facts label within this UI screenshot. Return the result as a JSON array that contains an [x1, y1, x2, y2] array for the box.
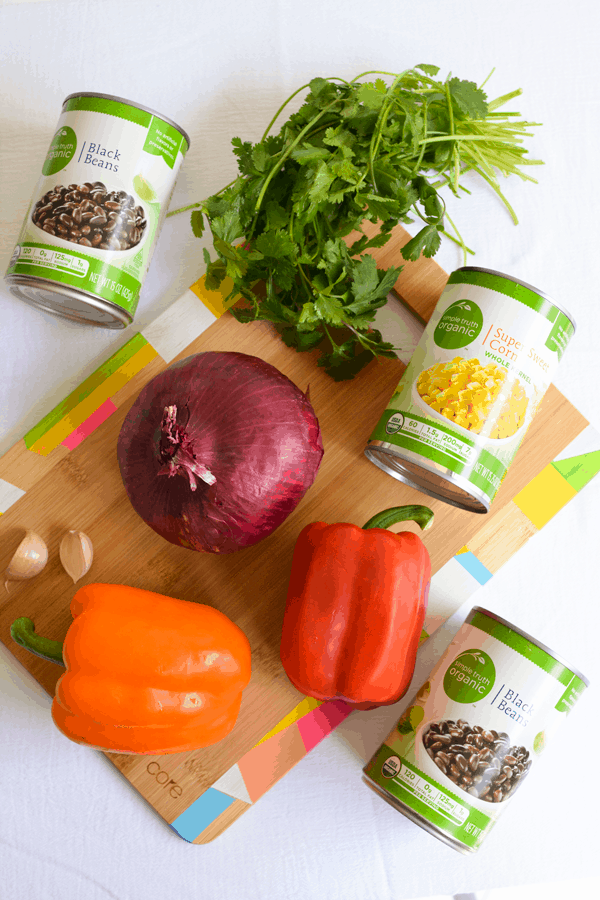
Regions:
[[17, 245, 89, 277], [394, 762, 469, 825], [386, 413, 475, 463]]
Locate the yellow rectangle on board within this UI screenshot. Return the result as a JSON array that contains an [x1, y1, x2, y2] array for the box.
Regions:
[[513, 464, 578, 530], [189, 274, 238, 318]]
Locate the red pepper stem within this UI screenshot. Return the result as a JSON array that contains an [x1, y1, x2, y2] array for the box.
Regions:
[[10, 617, 65, 666], [362, 505, 434, 532]]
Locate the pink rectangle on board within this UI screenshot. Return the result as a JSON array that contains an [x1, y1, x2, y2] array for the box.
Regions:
[[237, 722, 307, 803], [62, 398, 117, 450], [297, 699, 353, 753]]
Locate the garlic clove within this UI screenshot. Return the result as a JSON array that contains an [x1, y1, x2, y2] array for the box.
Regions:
[[4, 531, 48, 592], [59, 530, 94, 584]]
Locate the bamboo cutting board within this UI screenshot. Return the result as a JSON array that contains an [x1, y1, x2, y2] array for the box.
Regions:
[[1, 224, 598, 843]]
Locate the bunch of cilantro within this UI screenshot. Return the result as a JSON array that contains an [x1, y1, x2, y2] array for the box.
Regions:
[[180, 65, 541, 380]]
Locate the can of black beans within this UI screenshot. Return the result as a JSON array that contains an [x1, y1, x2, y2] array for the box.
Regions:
[[363, 607, 589, 853], [5, 93, 190, 328]]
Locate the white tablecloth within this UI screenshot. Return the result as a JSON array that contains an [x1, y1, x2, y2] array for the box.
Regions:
[[1, 1, 599, 898]]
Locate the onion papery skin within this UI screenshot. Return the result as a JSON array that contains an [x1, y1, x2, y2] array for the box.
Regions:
[[117, 352, 324, 554]]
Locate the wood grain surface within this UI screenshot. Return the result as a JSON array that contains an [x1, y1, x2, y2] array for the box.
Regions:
[[0, 224, 588, 841]]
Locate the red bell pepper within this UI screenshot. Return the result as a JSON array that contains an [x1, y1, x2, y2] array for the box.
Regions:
[[280, 505, 433, 710]]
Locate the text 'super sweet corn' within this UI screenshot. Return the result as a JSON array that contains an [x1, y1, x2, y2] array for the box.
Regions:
[[366, 267, 575, 514]]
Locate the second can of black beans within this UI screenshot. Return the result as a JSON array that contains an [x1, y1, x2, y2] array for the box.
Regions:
[[363, 607, 588, 853]]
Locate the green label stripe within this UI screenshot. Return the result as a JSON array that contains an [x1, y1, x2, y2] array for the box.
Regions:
[[371, 409, 475, 454], [64, 95, 152, 128], [447, 270, 568, 326], [7, 242, 141, 313], [365, 746, 492, 850], [555, 674, 588, 713], [369, 410, 507, 502], [469, 446, 509, 496], [24, 332, 148, 448], [468, 610, 583, 687], [62, 95, 189, 153]]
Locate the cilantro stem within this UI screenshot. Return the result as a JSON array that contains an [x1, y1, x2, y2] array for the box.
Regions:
[[441, 211, 473, 265], [368, 71, 410, 190], [323, 323, 340, 351], [479, 67, 496, 90], [166, 201, 202, 219], [261, 82, 312, 141], [166, 177, 239, 218], [261, 77, 354, 141], [350, 70, 402, 82], [252, 98, 342, 221], [419, 134, 528, 144], [439, 227, 474, 257]]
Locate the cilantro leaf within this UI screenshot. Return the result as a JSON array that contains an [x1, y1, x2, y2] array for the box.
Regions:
[[231, 137, 254, 174], [190, 209, 205, 238], [350, 254, 379, 302], [401, 225, 442, 261], [252, 144, 270, 173], [416, 64, 440, 76], [357, 81, 386, 110], [280, 325, 325, 352], [255, 229, 296, 259], [291, 144, 331, 164], [449, 78, 488, 119], [314, 294, 346, 326]]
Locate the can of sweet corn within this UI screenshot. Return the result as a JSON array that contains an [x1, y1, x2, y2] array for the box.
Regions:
[[365, 267, 575, 513]]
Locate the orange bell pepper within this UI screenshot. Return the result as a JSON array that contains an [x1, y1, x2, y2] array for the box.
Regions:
[[280, 506, 433, 710], [11, 583, 251, 754]]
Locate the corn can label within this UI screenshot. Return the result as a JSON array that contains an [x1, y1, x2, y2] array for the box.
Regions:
[[363, 608, 587, 852], [5, 94, 188, 320], [368, 269, 574, 506]]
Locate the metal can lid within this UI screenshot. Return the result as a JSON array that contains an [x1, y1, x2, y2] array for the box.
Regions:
[[62, 92, 191, 150], [5, 275, 132, 328], [454, 266, 576, 334], [469, 606, 590, 687]]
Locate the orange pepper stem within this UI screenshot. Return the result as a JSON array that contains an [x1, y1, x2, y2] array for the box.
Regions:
[[11, 617, 65, 666], [362, 505, 434, 532]]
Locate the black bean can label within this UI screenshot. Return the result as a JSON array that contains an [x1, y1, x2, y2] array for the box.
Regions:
[[5, 93, 189, 328], [363, 607, 588, 853]]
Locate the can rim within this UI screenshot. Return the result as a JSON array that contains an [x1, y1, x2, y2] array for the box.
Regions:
[[469, 606, 590, 686], [455, 266, 576, 333], [365, 441, 490, 513], [62, 92, 191, 149], [5, 274, 132, 329]]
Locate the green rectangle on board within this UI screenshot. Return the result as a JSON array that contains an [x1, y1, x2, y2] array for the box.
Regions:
[[552, 452, 600, 493], [24, 332, 148, 448]]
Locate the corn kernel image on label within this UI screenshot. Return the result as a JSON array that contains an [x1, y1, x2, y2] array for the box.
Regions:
[[366, 268, 575, 513], [416, 358, 528, 439]]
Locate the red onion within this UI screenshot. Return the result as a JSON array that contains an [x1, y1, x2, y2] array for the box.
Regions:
[[117, 352, 324, 553]]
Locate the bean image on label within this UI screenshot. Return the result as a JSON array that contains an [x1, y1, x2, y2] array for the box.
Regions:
[[32, 181, 146, 251], [423, 718, 532, 803]]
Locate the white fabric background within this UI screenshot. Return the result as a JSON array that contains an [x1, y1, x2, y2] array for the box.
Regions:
[[1, 1, 599, 898]]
